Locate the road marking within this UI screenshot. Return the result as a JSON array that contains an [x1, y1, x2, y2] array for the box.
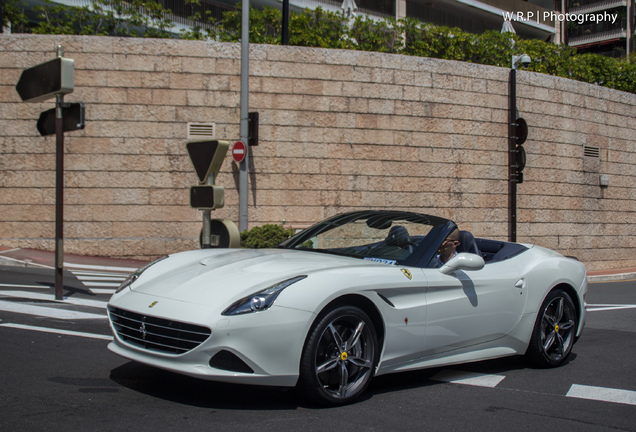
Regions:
[[0, 248, 21, 254], [567, 384, 636, 406], [0, 255, 52, 268], [72, 272, 128, 280], [65, 262, 139, 273], [586, 304, 636, 312], [0, 290, 108, 309], [81, 281, 121, 288], [431, 369, 506, 388], [0, 300, 107, 320], [0, 323, 113, 340], [69, 269, 128, 293], [90, 288, 116, 295], [0, 283, 49, 289]]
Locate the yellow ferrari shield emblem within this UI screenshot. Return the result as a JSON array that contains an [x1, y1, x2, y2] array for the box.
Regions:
[[401, 269, 412, 280]]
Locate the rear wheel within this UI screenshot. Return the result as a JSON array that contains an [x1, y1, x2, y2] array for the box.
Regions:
[[526, 289, 578, 367], [298, 306, 378, 406]]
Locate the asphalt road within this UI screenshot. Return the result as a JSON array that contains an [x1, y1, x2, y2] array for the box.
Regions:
[[0, 266, 634, 432]]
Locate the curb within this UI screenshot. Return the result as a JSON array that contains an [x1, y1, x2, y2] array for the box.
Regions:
[[587, 272, 636, 283]]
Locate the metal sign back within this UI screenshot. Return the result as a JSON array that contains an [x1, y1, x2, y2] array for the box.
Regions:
[[15, 57, 74, 103], [37, 103, 85, 136], [186, 140, 230, 183]]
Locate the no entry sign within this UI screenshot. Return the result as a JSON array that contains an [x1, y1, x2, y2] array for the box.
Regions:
[[232, 141, 246, 163]]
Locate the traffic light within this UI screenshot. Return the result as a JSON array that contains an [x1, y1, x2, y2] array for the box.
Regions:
[[190, 185, 225, 210], [248, 112, 259, 146], [510, 117, 528, 183]]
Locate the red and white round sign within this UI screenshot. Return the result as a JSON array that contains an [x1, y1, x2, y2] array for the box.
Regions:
[[232, 141, 246, 163]]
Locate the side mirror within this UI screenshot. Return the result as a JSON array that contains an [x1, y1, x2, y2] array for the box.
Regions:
[[439, 253, 485, 275]]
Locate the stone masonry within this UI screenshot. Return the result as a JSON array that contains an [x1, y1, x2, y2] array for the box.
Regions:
[[0, 34, 634, 270]]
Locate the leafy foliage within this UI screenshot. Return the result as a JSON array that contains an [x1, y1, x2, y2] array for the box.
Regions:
[[2, 1, 635, 93], [241, 224, 294, 248], [2, 0, 30, 33], [6, 0, 174, 37]]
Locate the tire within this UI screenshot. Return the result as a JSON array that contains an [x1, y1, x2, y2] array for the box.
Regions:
[[298, 306, 378, 406], [525, 289, 578, 367]]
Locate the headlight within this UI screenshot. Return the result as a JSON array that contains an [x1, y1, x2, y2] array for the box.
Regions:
[[115, 256, 168, 294], [222, 275, 307, 316]]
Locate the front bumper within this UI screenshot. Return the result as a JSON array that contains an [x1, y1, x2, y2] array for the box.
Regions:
[[107, 291, 316, 387]]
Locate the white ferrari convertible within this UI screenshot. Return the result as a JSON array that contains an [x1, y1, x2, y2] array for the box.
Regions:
[[107, 210, 587, 405]]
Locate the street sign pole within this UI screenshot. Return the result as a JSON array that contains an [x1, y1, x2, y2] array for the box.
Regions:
[[201, 174, 214, 248], [239, 0, 250, 232], [54, 45, 65, 301], [15, 44, 76, 300]]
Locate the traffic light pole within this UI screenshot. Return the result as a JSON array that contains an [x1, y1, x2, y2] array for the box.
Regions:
[[54, 92, 65, 300], [238, 0, 250, 232], [508, 68, 517, 243]]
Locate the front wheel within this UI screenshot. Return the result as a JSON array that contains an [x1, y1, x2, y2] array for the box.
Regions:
[[298, 306, 378, 406], [525, 289, 578, 367]]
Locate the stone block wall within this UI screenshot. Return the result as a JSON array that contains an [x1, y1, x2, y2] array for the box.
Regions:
[[1, 34, 634, 270]]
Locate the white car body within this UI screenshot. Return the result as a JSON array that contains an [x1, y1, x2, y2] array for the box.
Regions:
[[107, 211, 587, 405]]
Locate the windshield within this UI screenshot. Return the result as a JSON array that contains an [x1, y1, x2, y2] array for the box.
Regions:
[[279, 211, 448, 265]]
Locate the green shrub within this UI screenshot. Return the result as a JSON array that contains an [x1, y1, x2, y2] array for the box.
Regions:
[[241, 224, 294, 248]]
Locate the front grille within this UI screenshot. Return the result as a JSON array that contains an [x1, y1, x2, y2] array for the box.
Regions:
[[108, 306, 211, 355]]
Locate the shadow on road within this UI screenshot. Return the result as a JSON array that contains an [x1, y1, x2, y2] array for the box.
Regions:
[[110, 355, 538, 409], [110, 361, 302, 410]]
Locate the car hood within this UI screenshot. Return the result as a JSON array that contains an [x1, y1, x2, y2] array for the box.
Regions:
[[129, 248, 368, 308]]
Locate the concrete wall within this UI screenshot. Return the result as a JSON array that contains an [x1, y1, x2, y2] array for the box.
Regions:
[[1, 34, 634, 270]]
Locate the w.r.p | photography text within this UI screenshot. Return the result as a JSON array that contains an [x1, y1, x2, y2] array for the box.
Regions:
[[502, 11, 618, 25]]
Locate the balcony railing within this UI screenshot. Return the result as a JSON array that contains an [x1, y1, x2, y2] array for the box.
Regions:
[[294, 0, 396, 18], [567, 0, 627, 13], [568, 26, 627, 45], [568, 17, 627, 38]]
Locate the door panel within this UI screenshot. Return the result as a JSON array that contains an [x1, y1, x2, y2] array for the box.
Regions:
[[422, 259, 528, 356]]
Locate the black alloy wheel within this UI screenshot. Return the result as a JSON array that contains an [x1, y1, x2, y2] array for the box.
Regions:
[[298, 306, 378, 405], [526, 288, 578, 367]]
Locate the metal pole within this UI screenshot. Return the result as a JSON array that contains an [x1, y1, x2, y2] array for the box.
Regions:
[[239, 0, 250, 232], [201, 174, 213, 248], [54, 48, 65, 300], [282, 0, 289, 45], [508, 68, 517, 243]]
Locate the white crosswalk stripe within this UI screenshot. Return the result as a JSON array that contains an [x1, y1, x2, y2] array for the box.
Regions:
[[431, 369, 506, 388], [567, 384, 636, 406], [0, 323, 113, 340], [0, 299, 106, 320], [68, 265, 136, 295]]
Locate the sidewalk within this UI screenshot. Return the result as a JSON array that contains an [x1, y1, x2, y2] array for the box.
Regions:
[[0, 246, 147, 272], [1, 246, 634, 282]]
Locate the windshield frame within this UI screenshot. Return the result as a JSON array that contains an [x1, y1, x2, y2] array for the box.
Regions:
[[278, 210, 454, 268]]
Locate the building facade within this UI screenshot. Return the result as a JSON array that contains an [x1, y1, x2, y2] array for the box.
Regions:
[[564, 0, 635, 57]]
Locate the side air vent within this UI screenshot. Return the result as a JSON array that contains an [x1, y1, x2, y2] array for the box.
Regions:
[[187, 122, 215, 140], [209, 350, 254, 373]]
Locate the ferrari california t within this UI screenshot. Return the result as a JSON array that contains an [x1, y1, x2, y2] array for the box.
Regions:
[[107, 210, 587, 405]]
